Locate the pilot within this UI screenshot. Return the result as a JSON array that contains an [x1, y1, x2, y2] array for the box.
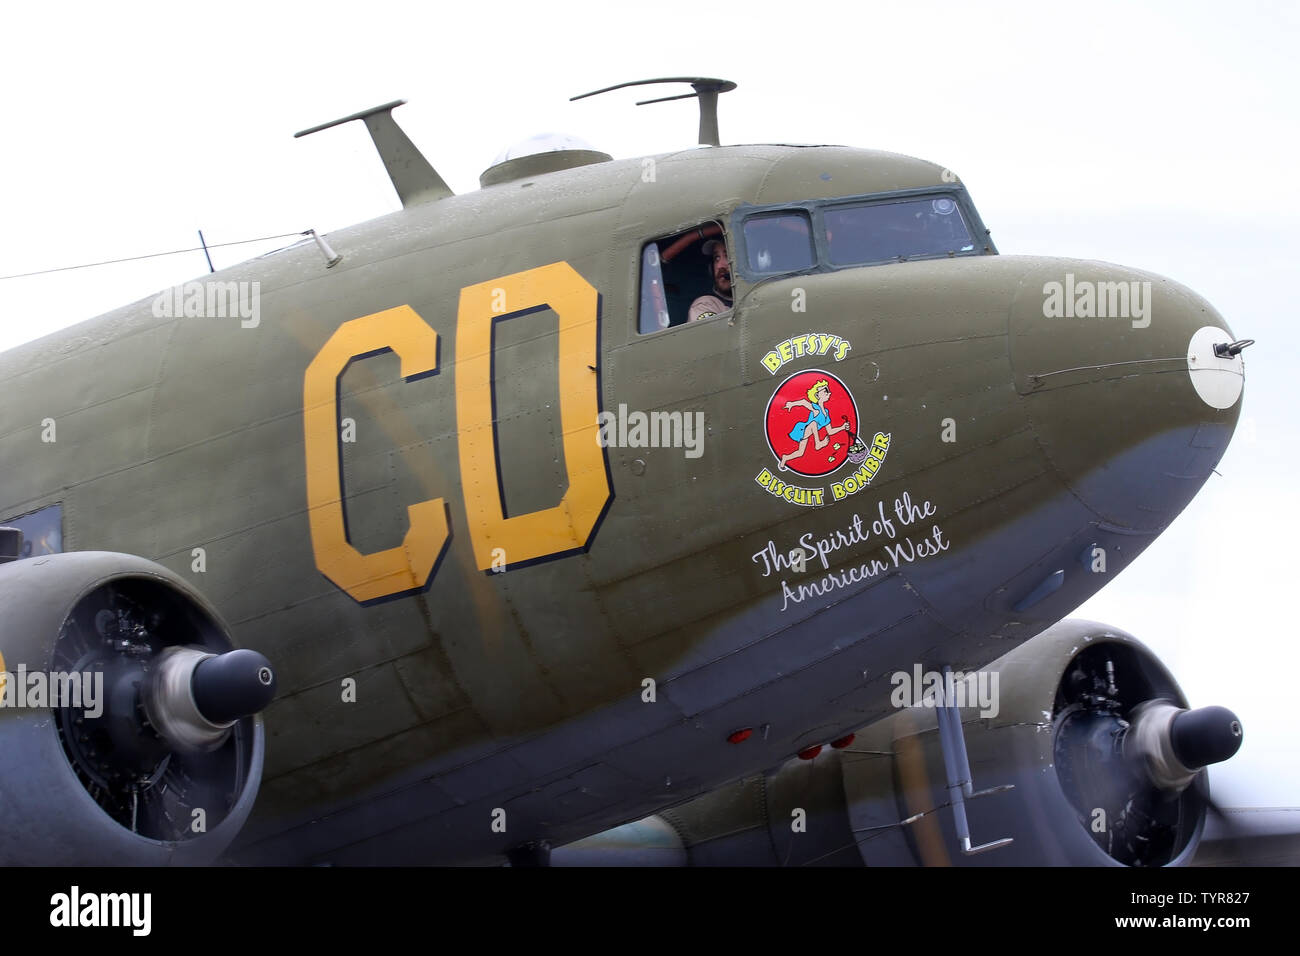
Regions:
[[688, 239, 733, 322]]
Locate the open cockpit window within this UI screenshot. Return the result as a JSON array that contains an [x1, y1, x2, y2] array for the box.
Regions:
[[638, 221, 732, 333]]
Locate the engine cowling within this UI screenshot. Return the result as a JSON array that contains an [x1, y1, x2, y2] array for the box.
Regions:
[[840, 620, 1231, 866], [555, 620, 1240, 866], [0, 550, 272, 865]]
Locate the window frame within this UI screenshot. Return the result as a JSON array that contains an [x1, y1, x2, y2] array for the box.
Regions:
[[729, 185, 996, 283], [634, 219, 732, 337]]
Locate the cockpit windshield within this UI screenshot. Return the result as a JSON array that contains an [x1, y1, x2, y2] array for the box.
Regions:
[[824, 196, 976, 266], [638, 192, 991, 335], [743, 211, 815, 275]]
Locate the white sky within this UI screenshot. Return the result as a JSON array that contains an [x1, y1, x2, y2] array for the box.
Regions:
[[1, 0, 1295, 807]]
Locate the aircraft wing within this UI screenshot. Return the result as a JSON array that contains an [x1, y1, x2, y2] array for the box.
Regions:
[[1191, 808, 1300, 866]]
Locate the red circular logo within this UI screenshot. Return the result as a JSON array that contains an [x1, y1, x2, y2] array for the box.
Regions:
[[764, 370, 860, 478]]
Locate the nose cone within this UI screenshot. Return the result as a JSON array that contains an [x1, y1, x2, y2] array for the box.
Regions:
[[1010, 260, 1244, 533]]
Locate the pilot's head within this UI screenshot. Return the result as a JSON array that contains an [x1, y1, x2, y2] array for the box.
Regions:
[[702, 239, 731, 298]]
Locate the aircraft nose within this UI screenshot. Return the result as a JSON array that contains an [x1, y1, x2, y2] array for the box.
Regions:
[[1009, 260, 1246, 533]]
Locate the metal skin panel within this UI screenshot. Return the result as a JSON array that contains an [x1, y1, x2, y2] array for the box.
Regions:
[[1009, 259, 1240, 534], [0, 143, 1238, 863]]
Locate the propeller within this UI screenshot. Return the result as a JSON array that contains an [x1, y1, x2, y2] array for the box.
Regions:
[[52, 578, 274, 841], [1052, 642, 1242, 866]]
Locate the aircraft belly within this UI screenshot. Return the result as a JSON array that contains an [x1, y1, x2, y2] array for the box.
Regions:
[[229, 468, 1144, 864]]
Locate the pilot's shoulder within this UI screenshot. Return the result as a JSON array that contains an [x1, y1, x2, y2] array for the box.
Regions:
[[688, 294, 731, 322]]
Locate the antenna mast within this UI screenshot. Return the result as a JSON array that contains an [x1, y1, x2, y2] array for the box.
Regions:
[[571, 77, 737, 147]]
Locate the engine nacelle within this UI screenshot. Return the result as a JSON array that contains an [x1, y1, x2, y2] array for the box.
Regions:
[[556, 620, 1239, 866], [0, 551, 270, 865], [840, 620, 1221, 866]]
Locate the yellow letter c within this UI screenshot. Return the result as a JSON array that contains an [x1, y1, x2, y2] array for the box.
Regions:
[[303, 306, 447, 603]]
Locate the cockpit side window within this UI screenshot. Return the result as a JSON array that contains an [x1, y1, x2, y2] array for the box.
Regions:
[[742, 211, 815, 275], [639, 243, 672, 333], [637, 222, 731, 334], [1, 503, 63, 557]]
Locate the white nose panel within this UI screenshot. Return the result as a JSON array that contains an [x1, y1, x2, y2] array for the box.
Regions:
[[1187, 326, 1244, 409]]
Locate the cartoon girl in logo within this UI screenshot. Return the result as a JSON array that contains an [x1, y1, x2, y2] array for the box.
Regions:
[[777, 379, 849, 471]]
